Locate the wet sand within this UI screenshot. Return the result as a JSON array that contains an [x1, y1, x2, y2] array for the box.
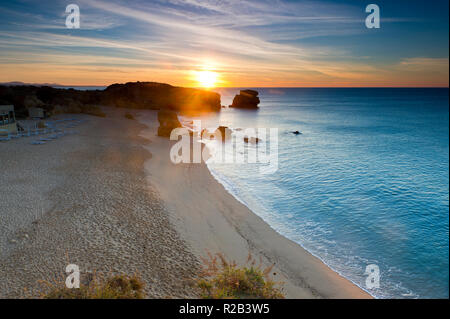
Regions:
[[138, 110, 372, 299]]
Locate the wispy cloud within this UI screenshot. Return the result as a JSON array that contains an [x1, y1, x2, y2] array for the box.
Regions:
[[0, 5, 122, 30], [398, 57, 449, 71], [0, 0, 448, 86]]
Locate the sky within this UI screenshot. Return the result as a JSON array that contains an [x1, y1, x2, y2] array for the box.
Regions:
[[0, 0, 448, 87]]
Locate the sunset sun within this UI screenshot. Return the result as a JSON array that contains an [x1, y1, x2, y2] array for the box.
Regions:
[[195, 70, 218, 88], [0, 0, 448, 304]]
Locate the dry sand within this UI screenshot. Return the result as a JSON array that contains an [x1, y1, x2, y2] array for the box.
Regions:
[[0, 108, 199, 298], [0, 107, 371, 298], [139, 110, 372, 299]]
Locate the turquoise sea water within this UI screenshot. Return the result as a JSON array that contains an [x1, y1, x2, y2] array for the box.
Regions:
[[187, 88, 449, 299]]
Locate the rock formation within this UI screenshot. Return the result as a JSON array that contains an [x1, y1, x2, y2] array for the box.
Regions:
[[230, 90, 260, 109], [244, 136, 261, 144], [0, 81, 222, 118], [103, 82, 221, 113], [157, 109, 182, 137], [216, 126, 232, 142]]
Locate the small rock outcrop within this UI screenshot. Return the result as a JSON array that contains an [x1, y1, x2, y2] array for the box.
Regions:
[[157, 109, 182, 137], [230, 90, 260, 109], [244, 136, 261, 144], [201, 126, 232, 142], [216, 126, 232, 142]]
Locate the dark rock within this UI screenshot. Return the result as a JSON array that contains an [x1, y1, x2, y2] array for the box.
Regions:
[[230, 90, 260, 109], [0, 81, 222, 118], [216, 126, 232, 142], [104, 82, 221, 113], [292, 131, 301, 135], [157, 109, 182, 137], [240, 89, 258, 97], [201, 128, 208, 138], [188, 129, 196, 137], [244, 136, 261, 144]]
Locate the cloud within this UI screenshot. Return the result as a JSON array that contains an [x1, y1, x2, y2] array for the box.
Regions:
[[0, 0, 447, 86], [397, 58, 449, 71], [0, 5, 122, 31], [72, 0, 360, 74]]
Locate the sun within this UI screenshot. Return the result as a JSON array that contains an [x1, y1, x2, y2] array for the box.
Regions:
[[195, 70, 218, 88]]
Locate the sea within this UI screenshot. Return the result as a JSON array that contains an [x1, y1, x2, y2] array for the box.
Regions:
[[68, 85, 449, 298], [184, 88, 449, 299]]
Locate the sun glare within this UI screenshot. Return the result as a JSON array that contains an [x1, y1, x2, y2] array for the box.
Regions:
[[196, 70, 218, 88]]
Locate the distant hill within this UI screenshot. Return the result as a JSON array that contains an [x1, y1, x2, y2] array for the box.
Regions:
[[0, 81, 221, 118], [0, 81, 62, 87]]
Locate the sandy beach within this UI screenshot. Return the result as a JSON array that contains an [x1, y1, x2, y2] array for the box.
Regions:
[[138, 110, 371, 299], [1, 0, 448, 301], [0, 108, 199, 298], [0, 107, 371, 298]]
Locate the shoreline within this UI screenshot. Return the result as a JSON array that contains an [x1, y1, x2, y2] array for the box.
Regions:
[[0, 106, 371, 298], [205, 163, 376, 298], [138, 110, 372, 299]]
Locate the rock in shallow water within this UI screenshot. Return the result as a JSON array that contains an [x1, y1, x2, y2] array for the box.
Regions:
[[244, 136, 261, 144], [230, 90, 260, 109], [157, 109, 182, 137]]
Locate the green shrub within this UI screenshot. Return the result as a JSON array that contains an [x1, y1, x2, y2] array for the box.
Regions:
[[42, 274, 145, 299], [197, 253, 284, 299]]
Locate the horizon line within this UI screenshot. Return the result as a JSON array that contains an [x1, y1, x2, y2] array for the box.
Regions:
[[1, 82, 449, 89]]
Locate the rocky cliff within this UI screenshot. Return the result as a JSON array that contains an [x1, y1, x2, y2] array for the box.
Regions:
[[0, 81, 221, 118], [230, 90, 260, 109], [102, 82, 221, 113]]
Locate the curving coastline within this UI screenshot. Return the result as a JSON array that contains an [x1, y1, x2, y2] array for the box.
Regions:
[[138, 109, 372, 299], [0, 106, 372, 298]]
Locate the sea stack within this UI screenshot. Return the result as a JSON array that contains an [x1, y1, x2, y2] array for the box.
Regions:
[[157, 109, 182, 137], [230, 90, 260, 109]]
